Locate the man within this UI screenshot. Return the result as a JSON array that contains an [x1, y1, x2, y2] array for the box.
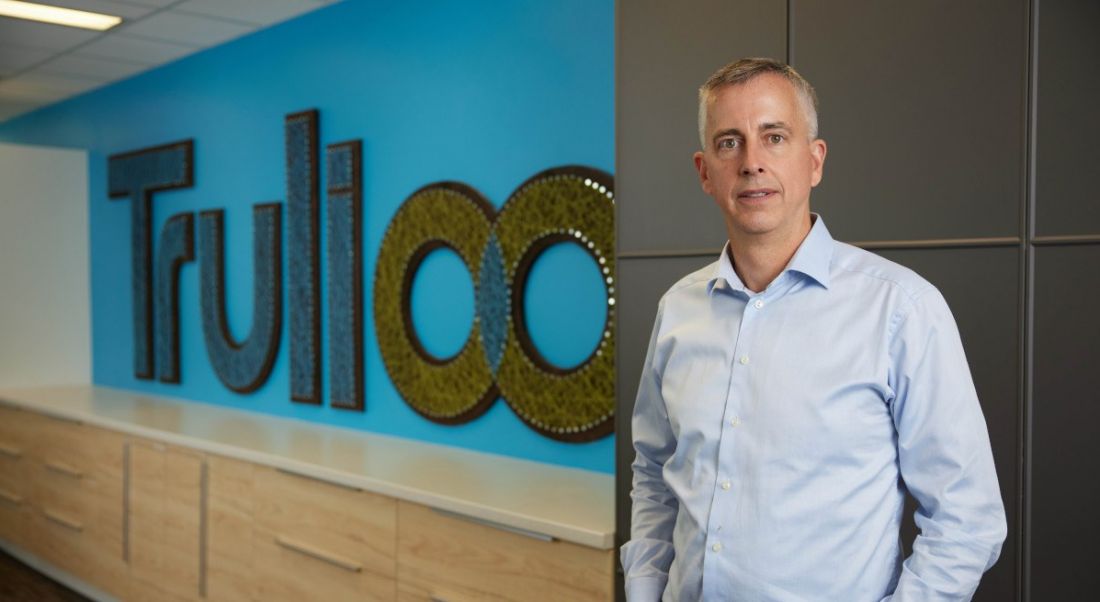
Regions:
[[621, 58, 1007, 601]]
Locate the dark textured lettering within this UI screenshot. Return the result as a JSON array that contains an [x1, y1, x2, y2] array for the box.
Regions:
[[107, 140, 194, 379], [326, 141, 364, 410], [154, 212, 194, 383], [198, 205, 282, 393], [285, 110, 321, 404]]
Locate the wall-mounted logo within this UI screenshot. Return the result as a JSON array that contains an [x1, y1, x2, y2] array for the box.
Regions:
[[107, 109, 614, 441], [375, 168, 615, 442]]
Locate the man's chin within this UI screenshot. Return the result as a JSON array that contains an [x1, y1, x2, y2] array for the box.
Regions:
[[726, 216, 779, 238]]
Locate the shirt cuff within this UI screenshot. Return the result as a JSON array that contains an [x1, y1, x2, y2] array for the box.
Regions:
[[624, 575, 667, 602]]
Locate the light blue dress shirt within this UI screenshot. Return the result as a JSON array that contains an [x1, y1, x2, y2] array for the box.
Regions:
[[622, 215, 1006, 601]]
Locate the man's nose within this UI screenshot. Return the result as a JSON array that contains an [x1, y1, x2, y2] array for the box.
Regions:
[[740, 141, 765, 175]]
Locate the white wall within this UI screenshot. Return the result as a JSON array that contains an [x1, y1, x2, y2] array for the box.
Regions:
[[0, 142, 90, 387]]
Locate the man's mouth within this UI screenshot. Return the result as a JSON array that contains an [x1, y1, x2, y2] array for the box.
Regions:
[[738, 189, 777, 200]]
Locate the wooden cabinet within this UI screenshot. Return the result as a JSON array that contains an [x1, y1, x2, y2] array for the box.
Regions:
[[0, 404, 32, 549], [397, 501, 614, 602], [207, 453, 257, 602], [0, 410, 129, 598], [41, 424, 127, 597], [127, 440, 204, 602], [0, 403, 613, 602], [253, 466, 397, 601]]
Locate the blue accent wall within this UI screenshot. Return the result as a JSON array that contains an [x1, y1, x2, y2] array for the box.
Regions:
[[0, 0, 615, 473]]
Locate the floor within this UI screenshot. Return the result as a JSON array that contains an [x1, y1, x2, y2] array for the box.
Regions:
[[0, 549, 89, 602]]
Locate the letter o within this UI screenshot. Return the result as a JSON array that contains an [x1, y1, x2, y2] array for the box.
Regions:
[[373, 183, 498, 423], [491, 167, 615, 442], [374, 167, 615, 441]]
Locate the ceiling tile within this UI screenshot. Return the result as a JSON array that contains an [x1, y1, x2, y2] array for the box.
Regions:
[[119, 11, 255, 46], [0, 44, 54, 77], [176, 0, 325, 27], [0, 0, 340, 122], [46, 0, 159, 20], [77, 33, 198, 66], [38, 54, 150, 80], [0, 16, 100, 52]]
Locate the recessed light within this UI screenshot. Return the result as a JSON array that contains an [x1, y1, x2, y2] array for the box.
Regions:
[[0, 0, 122, 31]]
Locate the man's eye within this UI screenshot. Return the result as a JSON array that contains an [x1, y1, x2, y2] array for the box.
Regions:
[[768, 134, 784, 144], [717, 139, 737, 149]]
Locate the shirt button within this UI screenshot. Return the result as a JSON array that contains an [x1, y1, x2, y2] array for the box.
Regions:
[[712, 542, 722, 553], [739, 355, 750, 365], [721, 480, 731, 490], [729, 417, 741, 427], [753, 299, 764, 309]]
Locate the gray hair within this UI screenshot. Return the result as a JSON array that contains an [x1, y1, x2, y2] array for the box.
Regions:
[[697, 57, 820, 148]]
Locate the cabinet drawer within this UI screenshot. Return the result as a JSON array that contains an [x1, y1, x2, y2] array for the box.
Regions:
[[0, 405, 35, 511], [37, 468, 92, 528], [36, 415, 96, 477], [37, 503, 102, 583], [0, 405, 29, 460], [0, 478, 30, 549], [34, 424, 125, 540], [0, 448, 27, 503], [0, 404, 30, 547], [32, 425, 127, 598], [396, 501, 613, 602], [0, 404, 30, 456], [253, 466, 396, 601]]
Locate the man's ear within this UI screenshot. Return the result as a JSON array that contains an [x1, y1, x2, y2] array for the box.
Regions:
[[809, 138, 827, 188], [694, 151, 713, 196]]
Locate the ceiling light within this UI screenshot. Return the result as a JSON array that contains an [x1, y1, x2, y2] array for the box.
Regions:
[[0, 0, 122, 31]]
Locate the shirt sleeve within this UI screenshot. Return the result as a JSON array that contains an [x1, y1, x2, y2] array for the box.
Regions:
[[883, 288, 1008, 601], [620, 301, 678, 602]]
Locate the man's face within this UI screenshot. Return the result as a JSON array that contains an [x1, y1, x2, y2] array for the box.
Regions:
[[693, 73, 826, 244]]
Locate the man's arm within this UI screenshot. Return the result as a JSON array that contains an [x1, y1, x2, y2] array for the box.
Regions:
[[884, 288, 1008, 601], [620, 302, 679, 602]]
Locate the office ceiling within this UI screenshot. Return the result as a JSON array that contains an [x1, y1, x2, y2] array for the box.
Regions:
[[0, 0, 339, 123]]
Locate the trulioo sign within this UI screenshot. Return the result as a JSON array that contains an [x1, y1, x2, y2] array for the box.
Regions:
[[107, 109, 615, 442]]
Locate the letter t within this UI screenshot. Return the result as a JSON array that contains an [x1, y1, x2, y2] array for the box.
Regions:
[[107, 140, 194, 379]]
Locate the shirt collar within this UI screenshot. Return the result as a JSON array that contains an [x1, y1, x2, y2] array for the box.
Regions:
[[709, 242, 743, 295], [785, 213, 833, 289], [708, 213, 834, 295]]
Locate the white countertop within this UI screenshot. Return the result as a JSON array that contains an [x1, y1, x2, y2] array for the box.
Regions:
[[0, 385, 615, 550]]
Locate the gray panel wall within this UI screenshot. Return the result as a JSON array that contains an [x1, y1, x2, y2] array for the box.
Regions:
[[1031, 245, 1100, 598], [617, 0, 786, 254], [616, 1, 1096, 599], [1035, 0, 1100, 235], [1029, 0, 1100, 596], [792, 0, 1028, 243]]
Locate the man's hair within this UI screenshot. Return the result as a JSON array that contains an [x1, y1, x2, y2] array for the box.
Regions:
[[698, 57, 820, 148]]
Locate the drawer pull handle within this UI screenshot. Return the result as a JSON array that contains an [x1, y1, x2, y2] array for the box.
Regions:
[[0, 488, 23, 505], [43, 509, 84, 532], [274, 535, 362, 573], [45, 460, 84, 479], [0, 443, 21, 459]]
